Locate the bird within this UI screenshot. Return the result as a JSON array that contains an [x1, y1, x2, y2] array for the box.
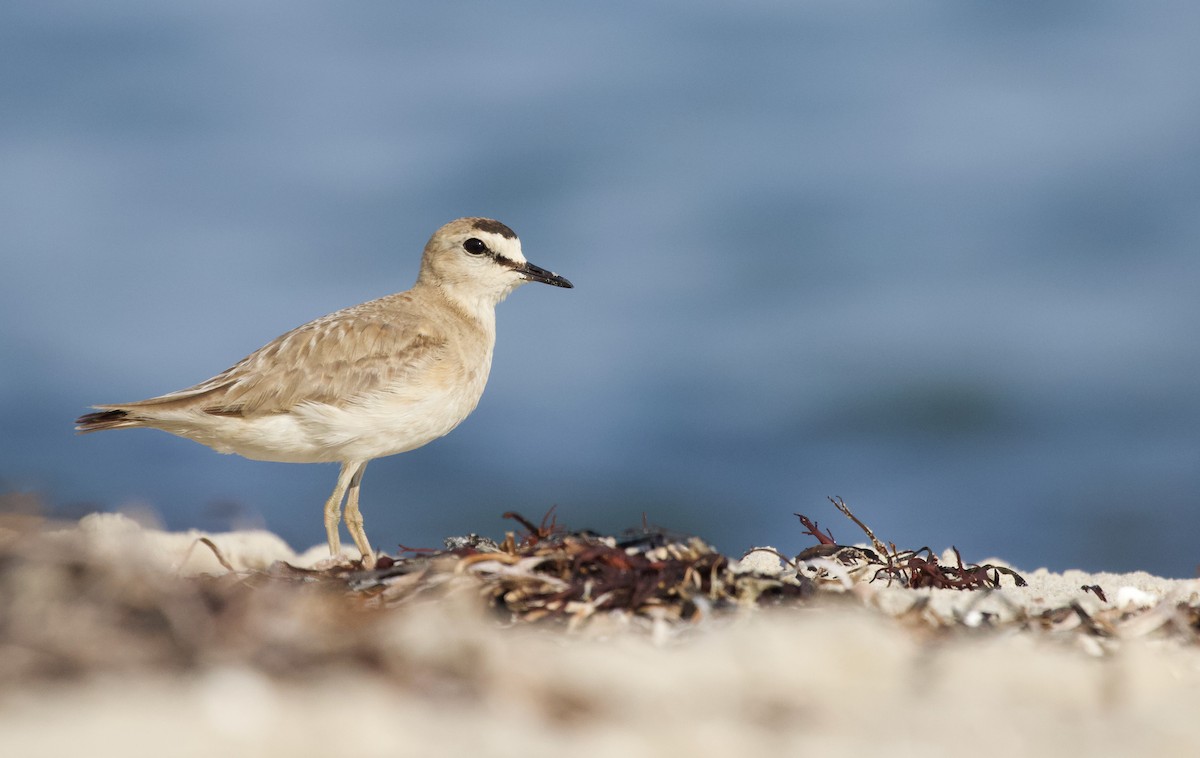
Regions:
[[76, 217, 573, 568]]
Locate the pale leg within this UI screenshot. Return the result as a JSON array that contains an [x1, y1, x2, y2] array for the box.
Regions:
[[323, 462, 361, 557], [343, 461, 375, 568]]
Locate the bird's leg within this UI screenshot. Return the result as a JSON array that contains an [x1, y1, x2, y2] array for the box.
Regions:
[[343, 461, 375, 569], [323, 462, 359, 558]]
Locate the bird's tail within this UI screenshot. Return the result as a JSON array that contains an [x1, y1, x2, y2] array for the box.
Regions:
[[75, 409, 139, 433]]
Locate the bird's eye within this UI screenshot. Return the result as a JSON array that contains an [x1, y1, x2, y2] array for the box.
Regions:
[[463, 238, 488, 256]]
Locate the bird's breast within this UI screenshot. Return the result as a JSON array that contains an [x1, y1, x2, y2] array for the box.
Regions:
[[285, 336, 495, 462]]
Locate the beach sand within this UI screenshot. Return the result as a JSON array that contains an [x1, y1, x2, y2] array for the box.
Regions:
[[1, 512, 1198, 757]]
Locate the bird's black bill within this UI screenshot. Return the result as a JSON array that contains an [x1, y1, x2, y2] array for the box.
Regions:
[[522, 261, 573, 288]]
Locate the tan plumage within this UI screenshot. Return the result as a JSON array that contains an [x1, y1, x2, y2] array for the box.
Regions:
[[77, 217, 572, 567], [84, 292, 463, 423]]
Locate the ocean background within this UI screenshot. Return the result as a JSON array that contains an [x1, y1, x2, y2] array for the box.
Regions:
[[2, 1, 1198, 576]]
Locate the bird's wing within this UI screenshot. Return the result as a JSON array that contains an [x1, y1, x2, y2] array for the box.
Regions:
[[105, 300, 450, 418]]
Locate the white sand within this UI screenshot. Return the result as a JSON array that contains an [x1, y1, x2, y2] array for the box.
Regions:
[[2, 515, 1198, 757]]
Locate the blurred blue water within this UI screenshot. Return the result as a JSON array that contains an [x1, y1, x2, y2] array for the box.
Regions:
[[2, 1, 1198, 575]]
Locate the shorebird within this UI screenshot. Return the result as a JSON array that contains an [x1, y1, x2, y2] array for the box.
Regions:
[[76, 217, 572, 568]]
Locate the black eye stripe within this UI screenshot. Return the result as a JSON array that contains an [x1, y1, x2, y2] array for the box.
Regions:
[[463, 237, 489, 256]]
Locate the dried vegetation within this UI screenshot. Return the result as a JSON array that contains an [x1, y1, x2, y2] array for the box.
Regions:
[[0, 498, 1197, 684]]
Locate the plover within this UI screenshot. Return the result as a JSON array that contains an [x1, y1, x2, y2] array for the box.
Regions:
[[76, 217, 572, 568]]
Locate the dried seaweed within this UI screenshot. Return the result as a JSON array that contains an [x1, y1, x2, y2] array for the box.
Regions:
[[794, 497, 1027, 590], [353, 513, 814, 626], [1, 504, 1198, 690], [874, 547, 1028, 590], [1080, 584, 1107, 602]]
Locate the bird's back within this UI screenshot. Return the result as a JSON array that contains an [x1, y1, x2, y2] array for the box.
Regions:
[[77, 286, 497, 463]]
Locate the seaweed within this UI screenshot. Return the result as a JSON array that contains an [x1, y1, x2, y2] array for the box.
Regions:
[[794, 497, 1026, 590]]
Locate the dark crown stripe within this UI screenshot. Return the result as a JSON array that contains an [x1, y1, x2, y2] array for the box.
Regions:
[[471, 219, 517, 239]]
